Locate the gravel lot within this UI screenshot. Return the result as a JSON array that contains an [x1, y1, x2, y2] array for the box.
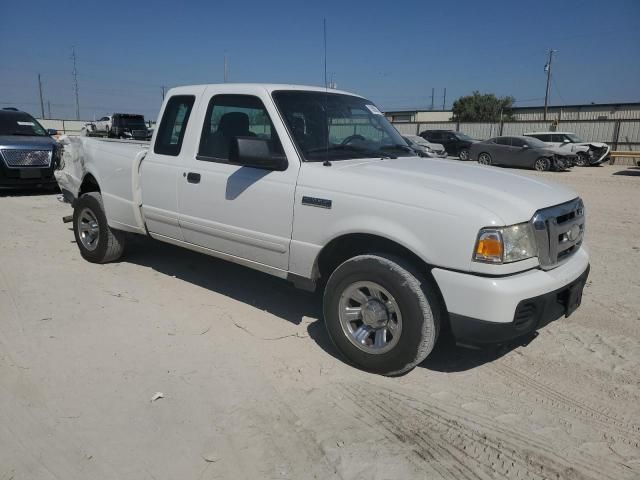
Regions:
[[1, 164, 638, 480]]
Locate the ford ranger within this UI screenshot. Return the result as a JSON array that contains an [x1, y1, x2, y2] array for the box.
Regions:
[[57, 84, 590, 375]]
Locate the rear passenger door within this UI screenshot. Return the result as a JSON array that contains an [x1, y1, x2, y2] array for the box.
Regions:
[[176, 89, 299, 272], [140, 94, 198, 240]]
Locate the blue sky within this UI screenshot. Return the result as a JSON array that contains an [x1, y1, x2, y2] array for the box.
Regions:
[[1, 0, 638, 120]]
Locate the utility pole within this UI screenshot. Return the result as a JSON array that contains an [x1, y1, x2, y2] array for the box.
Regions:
[[71, 46, 80, 120], [442, 88, 447, 110], [47, 101, 52, 119], [431, 88, 435, 110], [543, 49, 556, 121], [38, 74, 45, 118], [224, 55, 229, 83], [161, 86, 166, 100]]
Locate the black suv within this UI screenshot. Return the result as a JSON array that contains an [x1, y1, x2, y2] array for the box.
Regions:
[[419, 130, 477, 160], [110, 114, 149, 140], [0, 109, 60, 189]]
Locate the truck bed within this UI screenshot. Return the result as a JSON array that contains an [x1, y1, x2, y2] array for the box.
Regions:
[[55, 136, 149, 233]]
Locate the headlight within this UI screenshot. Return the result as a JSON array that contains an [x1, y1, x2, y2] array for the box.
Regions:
[[473, 223, 537, 264], [425, 146, 433, 153]]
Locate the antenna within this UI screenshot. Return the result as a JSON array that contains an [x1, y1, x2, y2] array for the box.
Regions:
[[323, 19, 327, 88], [322, 18, 331, 166], [224, 54, 229, 82], [71, 46, 80, 120]]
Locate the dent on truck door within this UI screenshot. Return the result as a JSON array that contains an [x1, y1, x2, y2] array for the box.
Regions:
[[177, 92, 297, 271], [140, 95, 195, 240]]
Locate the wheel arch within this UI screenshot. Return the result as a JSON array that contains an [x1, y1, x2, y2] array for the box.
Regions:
[[78, 172, 101, 196], [314, 232, 434, 285]]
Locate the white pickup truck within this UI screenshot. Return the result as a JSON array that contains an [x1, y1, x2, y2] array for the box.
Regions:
[[58, 84, 590, 375]]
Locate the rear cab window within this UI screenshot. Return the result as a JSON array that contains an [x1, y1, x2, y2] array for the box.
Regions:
[[154, 95, 195, 156]]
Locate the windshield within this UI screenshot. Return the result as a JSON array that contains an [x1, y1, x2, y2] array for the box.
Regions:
[[0, 112, 48, 136], [405, 135, 430, 146], [566, 133, 584, 143], [455, 132, 474, 141], [272, 91, 411, 161]]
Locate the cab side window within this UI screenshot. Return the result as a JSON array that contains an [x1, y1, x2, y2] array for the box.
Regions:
[[495, 137, 511, 146], [154, 95, 195, 156], [198, 94, 283, 162], [511, 137, 526, 147], [551, 134, 566, 142]]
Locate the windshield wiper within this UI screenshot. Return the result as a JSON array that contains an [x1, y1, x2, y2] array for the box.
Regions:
[[306, 144, 395, 160], [380, 144, 414, 154]]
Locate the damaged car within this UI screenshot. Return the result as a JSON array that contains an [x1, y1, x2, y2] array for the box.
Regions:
[[524, 132, 610, 166], [470, 135, 576, 171], [402, 135, 447, 158]]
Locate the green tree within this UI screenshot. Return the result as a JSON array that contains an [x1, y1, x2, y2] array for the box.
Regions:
[[452, 91, 515, 122]]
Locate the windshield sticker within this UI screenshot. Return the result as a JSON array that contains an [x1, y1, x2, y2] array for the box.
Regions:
[[17, 121, 35, 126], [365, 104, 383, 115]]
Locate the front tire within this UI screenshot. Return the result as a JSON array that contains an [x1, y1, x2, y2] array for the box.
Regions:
[[478, 152, 492, 165], [576, 152, 588, 167], [534, 157, 551, 171], [459, 148, 470, 161], [73, 192, 126, 263], [323, 254, 440, 376]]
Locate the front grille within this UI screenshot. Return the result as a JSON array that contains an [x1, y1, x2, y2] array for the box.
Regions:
[[531, 198, 585, 270], [1, 149, 52, 168], [132, 130, 147, 137]]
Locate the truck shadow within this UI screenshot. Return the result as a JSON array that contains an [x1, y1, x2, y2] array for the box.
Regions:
[[124, 235, 534, 373], [124, 235, 321, 327]]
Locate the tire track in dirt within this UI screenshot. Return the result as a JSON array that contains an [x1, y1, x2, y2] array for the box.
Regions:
[[491, 363, 640, 447], [339, 382, 635, 480]]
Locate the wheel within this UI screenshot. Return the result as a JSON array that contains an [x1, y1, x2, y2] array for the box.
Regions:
[[323, 254, 440, 376], [459, 148, 469, 161], [73, 192, 126, 263], [575, 152, 588, 167], [478, 152, 492, 165], [534, 157, 551, 171]]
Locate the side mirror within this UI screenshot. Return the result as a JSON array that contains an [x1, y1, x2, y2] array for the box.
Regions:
[[562, 139, 569, 143], [230, 137, 288, 171], [522, 144, 529, 149], [47, 128, 58, 136]]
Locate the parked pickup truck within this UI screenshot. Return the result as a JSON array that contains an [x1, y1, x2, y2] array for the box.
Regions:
[[57, 84, 590, 375]]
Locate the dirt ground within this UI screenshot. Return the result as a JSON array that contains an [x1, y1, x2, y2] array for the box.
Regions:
[[1, 164, 638, 480]]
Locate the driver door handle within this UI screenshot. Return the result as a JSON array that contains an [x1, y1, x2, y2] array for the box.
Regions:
[[186, 172, 201, 184]]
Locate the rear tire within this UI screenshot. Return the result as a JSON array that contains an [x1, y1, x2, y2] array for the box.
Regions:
[[73, 192, 126, 263], [459, 148, 470, 161], [323, 254, 440, 376], [478, 152, 492, 165], [534, 157, 551, 171]]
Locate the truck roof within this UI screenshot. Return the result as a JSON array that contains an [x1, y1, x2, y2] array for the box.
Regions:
[[166, 83, 363, 99]]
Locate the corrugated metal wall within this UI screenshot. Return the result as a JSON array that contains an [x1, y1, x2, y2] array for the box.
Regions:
[[458, 122, 500, 139], [392, 119, 640, 146]]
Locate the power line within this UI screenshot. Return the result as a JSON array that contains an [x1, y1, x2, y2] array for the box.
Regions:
[[543, 49, 557, 121], [37, 74, 45, 118], [71, 46, 80, 120]]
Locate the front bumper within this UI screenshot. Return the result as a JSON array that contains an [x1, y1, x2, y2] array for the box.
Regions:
[[432, 247, 590, 344]]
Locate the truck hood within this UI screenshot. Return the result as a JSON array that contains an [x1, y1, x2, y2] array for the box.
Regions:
[[302, 157, 578, 225], [0, 135, 56, 149]]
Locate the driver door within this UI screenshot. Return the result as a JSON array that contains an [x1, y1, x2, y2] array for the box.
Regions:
[[177, 90, 299, 271]]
